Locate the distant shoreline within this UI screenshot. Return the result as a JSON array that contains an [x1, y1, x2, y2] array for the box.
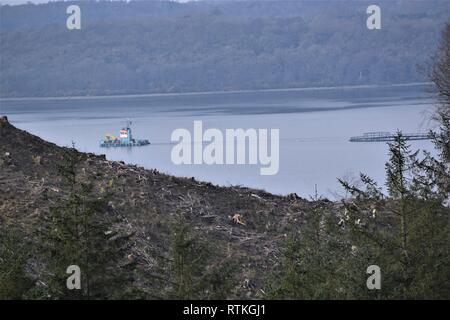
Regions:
[[0, 82, 432, 102]]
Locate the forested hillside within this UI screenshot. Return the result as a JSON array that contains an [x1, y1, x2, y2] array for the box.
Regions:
[[1, 0, 449, 97]]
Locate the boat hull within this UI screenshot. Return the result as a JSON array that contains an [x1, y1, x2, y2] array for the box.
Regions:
[[100, 140, 150, 147]]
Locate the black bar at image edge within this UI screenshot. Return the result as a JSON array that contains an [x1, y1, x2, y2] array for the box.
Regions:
[[0, 300, 447, 318]]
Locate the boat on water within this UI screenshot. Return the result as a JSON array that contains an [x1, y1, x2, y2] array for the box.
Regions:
[[100, 120, 150, 147]]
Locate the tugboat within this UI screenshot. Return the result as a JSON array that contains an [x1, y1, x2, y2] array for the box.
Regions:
[[100, 120, 150, 147]]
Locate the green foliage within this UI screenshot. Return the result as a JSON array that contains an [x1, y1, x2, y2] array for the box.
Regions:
[[268, 131, 450, 299], [342, 134, 449, 298], [37, 146, 132, 299], [0, 227, 32, 299], [166, 213, 205, 299], [266, 201, 355, 299], [201, 257, 237, 300], [385, 132, 418, 198], [164, 213, 235, 299]]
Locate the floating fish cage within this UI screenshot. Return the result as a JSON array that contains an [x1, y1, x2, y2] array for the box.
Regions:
[[349, 132, 430, 142]]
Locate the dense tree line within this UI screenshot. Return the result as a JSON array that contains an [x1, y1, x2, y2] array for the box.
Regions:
[[0, 0, 449, 97]]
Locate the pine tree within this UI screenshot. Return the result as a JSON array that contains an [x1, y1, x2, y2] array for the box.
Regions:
[[0, 226, 32, 299], [37, 145, 132, 299], [164, 212, 235, 299], [266, 196, 352, 299], [339, 133, 450, 298], [167, 213, 203, 299]]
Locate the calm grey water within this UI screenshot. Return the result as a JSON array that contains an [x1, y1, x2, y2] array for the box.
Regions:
[[0, 84, 437, 198]]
